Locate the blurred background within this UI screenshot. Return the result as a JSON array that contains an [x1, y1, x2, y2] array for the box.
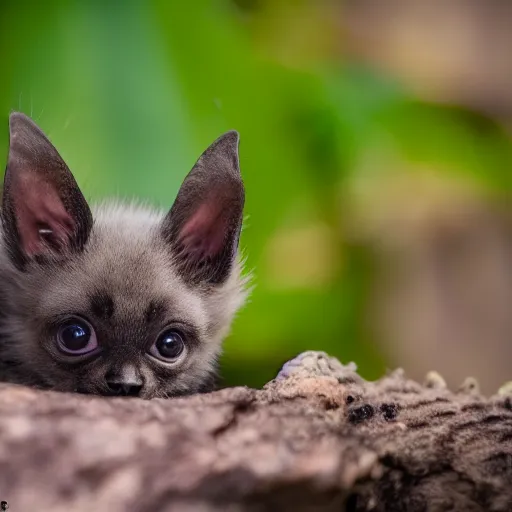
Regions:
[[1, 0, 512, 393]]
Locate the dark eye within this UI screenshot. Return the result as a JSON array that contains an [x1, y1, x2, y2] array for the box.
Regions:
[[57, 318, 98, 355], [150, 329, 185, 361]]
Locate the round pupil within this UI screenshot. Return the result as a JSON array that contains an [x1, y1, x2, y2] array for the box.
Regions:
[[61, 323, 90, 351], [156, 331, 184, 359]]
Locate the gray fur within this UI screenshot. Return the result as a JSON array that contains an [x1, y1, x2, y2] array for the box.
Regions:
[[0, 113, 249, 398]]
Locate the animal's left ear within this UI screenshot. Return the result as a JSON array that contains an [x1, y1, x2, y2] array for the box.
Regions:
[[161, 131, 245, 286], [2, 112, 93, 268]]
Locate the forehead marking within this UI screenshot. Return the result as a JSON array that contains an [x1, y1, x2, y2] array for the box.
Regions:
[[90, 291, 115, 319], [145, 300, 166, 324]]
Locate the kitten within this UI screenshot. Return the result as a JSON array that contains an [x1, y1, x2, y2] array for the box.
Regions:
[[0, 112, 248, 398]]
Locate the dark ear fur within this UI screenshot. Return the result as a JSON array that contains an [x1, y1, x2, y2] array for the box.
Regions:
[[162, 131, 245, 286], [2, 112, 93, 268]]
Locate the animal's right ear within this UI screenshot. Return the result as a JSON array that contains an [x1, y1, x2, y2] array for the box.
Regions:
[[2, 112, 93, 268]]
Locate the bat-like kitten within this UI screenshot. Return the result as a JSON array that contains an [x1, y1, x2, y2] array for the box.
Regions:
[[0, 112, 248, 398]]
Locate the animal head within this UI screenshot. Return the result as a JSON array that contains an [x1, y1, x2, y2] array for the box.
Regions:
[[0, 112, 248, 398]]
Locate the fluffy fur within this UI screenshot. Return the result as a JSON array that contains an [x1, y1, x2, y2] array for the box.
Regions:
[[0, 113, 249, 398]]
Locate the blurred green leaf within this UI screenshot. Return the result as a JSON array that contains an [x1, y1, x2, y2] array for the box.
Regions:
[[1, 0, 510, 389]]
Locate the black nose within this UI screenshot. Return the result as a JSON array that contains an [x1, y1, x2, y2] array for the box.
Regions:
[[106, 381, 143, 396], [106, 375, 142, 396], [105, 368, 144, 397]]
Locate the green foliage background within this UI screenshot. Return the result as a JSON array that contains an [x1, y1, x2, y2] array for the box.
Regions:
[[1, 0, 511, 388]]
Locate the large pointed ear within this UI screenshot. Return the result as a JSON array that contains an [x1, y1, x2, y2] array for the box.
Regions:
[[2, 112, 93, 268], [161, 131, 245, 286]]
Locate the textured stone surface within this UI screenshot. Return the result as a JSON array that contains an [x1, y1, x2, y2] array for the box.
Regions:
[[0, 351, 511, 511]]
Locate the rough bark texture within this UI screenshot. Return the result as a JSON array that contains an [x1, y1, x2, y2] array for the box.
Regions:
[[0, 351, 511, 512]]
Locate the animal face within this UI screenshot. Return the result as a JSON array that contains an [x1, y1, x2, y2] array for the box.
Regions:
[[0, 113, 248, 398]]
